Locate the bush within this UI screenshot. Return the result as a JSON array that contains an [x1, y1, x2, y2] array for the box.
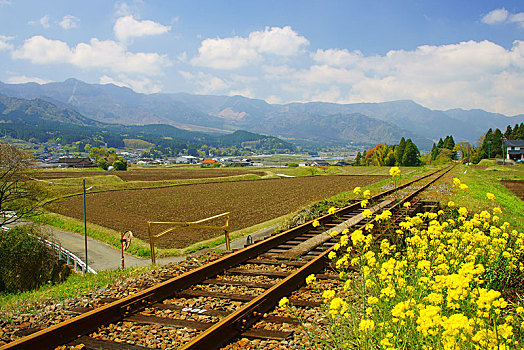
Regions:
[[0, 226, 70, 293]]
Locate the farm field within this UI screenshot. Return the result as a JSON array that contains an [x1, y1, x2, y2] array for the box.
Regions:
[[31, 167, 268, 181], [48, 175, 386, 249], [501, 180, 524, 200]]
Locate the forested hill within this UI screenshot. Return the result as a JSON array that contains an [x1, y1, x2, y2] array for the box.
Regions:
[[0, 95, 296, 153]]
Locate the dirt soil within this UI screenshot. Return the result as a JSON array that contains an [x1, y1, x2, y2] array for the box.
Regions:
[[30, 168, 267, 181], [48, 175, 386, 248], [501, 180, 524, 200]]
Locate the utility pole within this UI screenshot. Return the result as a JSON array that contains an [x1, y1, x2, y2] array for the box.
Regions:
[[83, 179, 88, 275], [502, 137, 506, 165]]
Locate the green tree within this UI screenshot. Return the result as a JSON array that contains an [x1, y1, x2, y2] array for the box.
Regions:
[[354, 152, 362, 166], [437, 138, 444, 148], [395, 137, 406, 165], [112, 159, 127, 171], [401, 139, 420, 166], [443, 135, 455, 150], [430, 143, 439, 161], [492, 128, 503, 157]]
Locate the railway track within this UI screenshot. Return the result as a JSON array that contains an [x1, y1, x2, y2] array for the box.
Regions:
[[1, 165, 454, 350]]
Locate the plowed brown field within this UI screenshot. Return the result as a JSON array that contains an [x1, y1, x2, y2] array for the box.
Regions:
[[32, 168, 266, 181], [49, 175, 386, 248], [501, 180, 524, 200]]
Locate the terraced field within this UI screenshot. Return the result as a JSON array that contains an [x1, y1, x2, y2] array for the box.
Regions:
[[48, 175, 386, 248]]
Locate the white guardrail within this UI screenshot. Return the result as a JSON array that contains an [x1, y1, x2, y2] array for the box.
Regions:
[[1, 226, 96, 274]]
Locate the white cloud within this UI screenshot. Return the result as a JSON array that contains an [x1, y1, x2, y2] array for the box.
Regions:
[[59, 15, 79, 30], [191, 36, 259, 69], [7, 75, 51, 84], [39, 15, 51, 28], [481, 8, 509, 24], [311, 48, 364, 67], [99, 75, 162, 93], [114, 15, 171, 43], [28, 15, 51, 28], [283, 40, 524, 115], [228, 88, 254, 98], [482, 8, 524, 28], [0, 0, 11, 5], [12, 36, 71, 63], [0, 35, 14, 51], [179, 71, 230, 94], [191, 26, 308, 69], [12, 35, 171, 75], [249, 26, 309, 56]]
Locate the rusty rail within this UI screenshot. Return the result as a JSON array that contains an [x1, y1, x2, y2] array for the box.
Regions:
[[0, 165, 453, 350]]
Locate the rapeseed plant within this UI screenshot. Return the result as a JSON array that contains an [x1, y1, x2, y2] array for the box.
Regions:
[[283, 179, 524, 349]]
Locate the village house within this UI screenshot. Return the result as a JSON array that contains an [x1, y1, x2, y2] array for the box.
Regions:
[[201, 159, 219, 167], [506, 140, 524, 161]]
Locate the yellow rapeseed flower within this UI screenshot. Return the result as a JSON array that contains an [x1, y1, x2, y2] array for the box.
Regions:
[[312, 220, 320, 227], [328, 207, 337, 215], [353, 186, 362, 195], [389, 166, 401, 177], [360, 199, 369, 208], [460, 183, 469, 191], [486, 192, 495, 201], [452, 178, 461, 187], [363, 189, 371, 199], [305, 274, 316, 285], [362, 209, 373, 219], [358, 319, 375, 332], [448, 201, 455, 207], [278, 297, 289, 308]]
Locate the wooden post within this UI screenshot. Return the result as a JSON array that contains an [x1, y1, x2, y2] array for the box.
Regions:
[[148, 221, 156, 265], [120, 232, 124, 269]]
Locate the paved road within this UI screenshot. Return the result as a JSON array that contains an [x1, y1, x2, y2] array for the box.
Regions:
[[34, 223, 279, 272], [40, 226, 186, 271]]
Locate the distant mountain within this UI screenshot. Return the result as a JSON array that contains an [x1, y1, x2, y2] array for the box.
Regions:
[[0, 94, 295, 152], [0, 95, 101, 127], [1, 79, 522, 150]]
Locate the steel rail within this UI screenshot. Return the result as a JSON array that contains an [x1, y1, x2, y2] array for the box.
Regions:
[[181, 165, 455, 349], [0, 166, 453, 350]]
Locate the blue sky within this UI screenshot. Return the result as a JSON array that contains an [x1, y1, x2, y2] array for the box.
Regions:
[[0, 0, 523, 115]]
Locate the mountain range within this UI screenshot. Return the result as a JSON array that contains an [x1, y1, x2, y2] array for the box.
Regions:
[[1, 78, 522, 150]]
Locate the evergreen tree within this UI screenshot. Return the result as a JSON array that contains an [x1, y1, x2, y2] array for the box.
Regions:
[[443, 135, 455, 150], [504, 125, 513, 139], [430, 143, 439, 160], [354, 152, 362, 166], [395, 137, 406, 165], [402, 139, 420, 166], [516, 123, 524, 139], [492, 128, 503, 157], [482, 128, 494, 158], [437, 138, 444, 148]]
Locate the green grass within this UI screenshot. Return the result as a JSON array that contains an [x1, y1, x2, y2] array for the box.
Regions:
[[0, 266, 153, 321], [446, 164, 523, 231]]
